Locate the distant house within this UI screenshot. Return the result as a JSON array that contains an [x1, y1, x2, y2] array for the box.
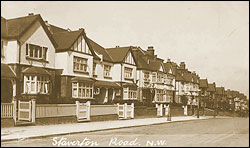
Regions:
[[207, 82, 216, 109], [51, 25, 98, 103], [88, 38, 121, 104], [132, 46, 175, 106], [175, 62, 200, 106], [105, 46, 137, 103], [215, 87, 226, 111], [1, 14, 58, 104], [199, 79, 208, 108]]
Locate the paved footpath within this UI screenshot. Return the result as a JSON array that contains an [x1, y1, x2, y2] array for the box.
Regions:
[[1, 116, 227, 142]]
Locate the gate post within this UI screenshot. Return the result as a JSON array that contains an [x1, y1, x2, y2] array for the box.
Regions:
[[12, 99, 17, 125], [184, 105, 188, 116], [117, 103, 119, 115], [76, 101, 80, 120], [86, 101, 90, 121], [131, 103, 134, 119], [31, 99, 36, 123], [160, 104, 163, 117], [124, 103, 127, 119]]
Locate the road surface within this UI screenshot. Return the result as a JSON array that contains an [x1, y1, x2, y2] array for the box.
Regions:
[[1, 117, 249, 147]]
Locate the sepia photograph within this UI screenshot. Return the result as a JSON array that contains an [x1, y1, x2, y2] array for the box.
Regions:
[[1, 1, 249, 147]]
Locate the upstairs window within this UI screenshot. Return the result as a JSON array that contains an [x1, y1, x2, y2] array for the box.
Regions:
[[104, 65, 111, 77], [26, 44, 48, 60], [73, 56, 88, 73], [124, 67, 133, 79], [144, 72, 150, 82], [152, 72, 157, 83]]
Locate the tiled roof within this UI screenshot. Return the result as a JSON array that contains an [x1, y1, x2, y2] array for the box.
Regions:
[[132, 49, 151, 71], [1, 63, 16, 78], [207, 83, 216, 92], [48, 24, 68, 34], [94, 80, 120, 88], [216, 87, 225, 95], [106, 46, 131, 63], [1, 16, 7, 37], [87, 37, 113, 62], [163, 62, 171, 74], [1, 14, 57, 47], [192, 74, 199, 84], [52, 30, 82, 51], [199, 79, 208, 88], [175, 70, 185, 81], [22, 67, 50, 75]]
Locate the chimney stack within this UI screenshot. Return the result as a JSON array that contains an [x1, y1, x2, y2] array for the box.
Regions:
[[167, 58, 171, 63], [28, 13, 34, 16], [146, 46, 154, 57], [116, 46, 120, 48], [179, 62, 186, 70]]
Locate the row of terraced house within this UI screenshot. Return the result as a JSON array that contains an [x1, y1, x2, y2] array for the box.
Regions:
[[1, 14, 249, 123]]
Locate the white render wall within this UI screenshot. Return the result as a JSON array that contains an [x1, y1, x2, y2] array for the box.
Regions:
[[5, 40, 18, 64], [19, 21, 56, 69], [94, 59, 114, 82], [56, 51, 94, 77]]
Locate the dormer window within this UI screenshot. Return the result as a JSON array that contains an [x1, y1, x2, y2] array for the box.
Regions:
[[26, 43, 48, 61]]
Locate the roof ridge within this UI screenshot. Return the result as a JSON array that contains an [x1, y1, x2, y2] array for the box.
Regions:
[[6, 14, 40, 21]]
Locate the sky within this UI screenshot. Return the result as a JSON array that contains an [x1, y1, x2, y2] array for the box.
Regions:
[[1, 1, 249, 98]]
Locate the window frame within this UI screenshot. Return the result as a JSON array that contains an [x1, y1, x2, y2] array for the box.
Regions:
[[23, 75, 50, 94], [72, 82, 94, 99]]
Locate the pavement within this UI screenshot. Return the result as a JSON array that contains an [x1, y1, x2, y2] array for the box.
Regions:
[[1, 116, 226, 142]]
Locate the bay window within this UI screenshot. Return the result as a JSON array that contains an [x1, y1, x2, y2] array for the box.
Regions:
[[124, 67, 133, 79], [72, 82, 93, 99], [73, 56, 88, 72], [156, 89, 164, 102], [24, 75, 49, 94], [123, 87, 137, 100]]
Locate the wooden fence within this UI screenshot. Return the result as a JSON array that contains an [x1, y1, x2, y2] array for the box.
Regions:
[[1, 103, 14, 118], [36, 104, 76, 118]]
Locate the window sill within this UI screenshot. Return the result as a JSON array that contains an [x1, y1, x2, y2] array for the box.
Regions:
[[73, 70, 89, 75], [72, 97, 94, 99], [26, 56, 49, 63], [104, 76, 112, 79], [21, 93, 50, 95], [124, 77, 133, 81]]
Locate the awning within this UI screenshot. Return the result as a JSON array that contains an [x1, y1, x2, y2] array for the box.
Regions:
[[1, 63, 16, 79], [71, 76, 95, 82], [22, 67, 50, 75], [94, 80, 120, 88]]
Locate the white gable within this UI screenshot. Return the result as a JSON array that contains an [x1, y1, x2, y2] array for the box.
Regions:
[[71, 35, 91, 55], [159, 64, 164, 72], [168, 67, 173, 74], [125, 51, 135, 65]]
